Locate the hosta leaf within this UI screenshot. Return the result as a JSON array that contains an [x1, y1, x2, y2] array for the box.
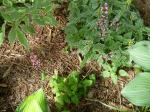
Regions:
[[121, 72, 150, 106], [16, 88, 50, 112], [128, 41, 150, 71]]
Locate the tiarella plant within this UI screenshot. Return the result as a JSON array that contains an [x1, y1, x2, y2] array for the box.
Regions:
[[16, 88, 50, 112], [50, 71, 95, 111], [65, 0, 150, 84], [0, 0, 57, 48], [122, 41, 150, 106]]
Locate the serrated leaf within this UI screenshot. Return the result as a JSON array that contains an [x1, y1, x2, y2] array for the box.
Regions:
[[119, 69, 128, 77], [121, 72, 150, 106], [17, 28, 29, 49], [16, 88, 50, 112], [128, 41, 150, 71]]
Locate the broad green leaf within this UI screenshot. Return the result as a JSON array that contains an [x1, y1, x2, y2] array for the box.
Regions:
[[128, 41, 150, 71], [17, 28, 29, 49], [16, 88, 50, 112], [8, 27, 17, 44], [119, 69, 128, 77], [121, 72, 150, 106], [22, 25, 35, 35]]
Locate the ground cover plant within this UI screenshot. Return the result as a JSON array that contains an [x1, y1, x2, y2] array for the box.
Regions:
[[0, 0, 150, 112], [50, 71, 95, 111]]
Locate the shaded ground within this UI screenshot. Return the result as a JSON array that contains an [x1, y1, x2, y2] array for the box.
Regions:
[[134, 0, 150, 25], [0, 1, 147, 112]]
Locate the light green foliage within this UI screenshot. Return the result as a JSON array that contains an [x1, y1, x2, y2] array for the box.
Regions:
[[65, 0, 150, 83], [122, 41, 150, 106], [16, 88, 50, 112], [122, 72, 150, 106], [50, 71, 95, 111], [0, 0, 57, 48], [128, 41, 150, 71]]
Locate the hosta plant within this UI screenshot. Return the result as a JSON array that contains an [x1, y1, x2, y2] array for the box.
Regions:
[[121, 41, 150, 106], [50, 71, 95, 111], [16, 88, 50, 112]]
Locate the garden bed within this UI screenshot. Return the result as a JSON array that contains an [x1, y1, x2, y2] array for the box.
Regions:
[[0, 0, 150, 112]]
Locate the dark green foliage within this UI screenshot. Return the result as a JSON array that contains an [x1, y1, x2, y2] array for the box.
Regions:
[[65, 0, 150, 83], [50, 71, 95, 111], [0, 0, 57, 48]]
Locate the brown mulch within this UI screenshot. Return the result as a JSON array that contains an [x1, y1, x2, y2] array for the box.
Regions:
[[0, 2, 140, 112]]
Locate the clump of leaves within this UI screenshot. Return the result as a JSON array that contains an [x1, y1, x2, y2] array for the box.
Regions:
[[0, 0, 57, 48], [65, 0, 150, 84], [122, 41, 150, 106], [50, 71, 95, 111], [16, 88, 50, 112]]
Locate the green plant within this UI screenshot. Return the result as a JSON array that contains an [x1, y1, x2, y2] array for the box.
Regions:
[[65, 0, 150, 84], [0, 0, 57, 48], [121, 41, 150, 106], [50, 71, 95, 111], [16, 88, 50, 112]]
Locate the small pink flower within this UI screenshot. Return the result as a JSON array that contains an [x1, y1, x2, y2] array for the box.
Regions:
[[29, 53, 41, 71]]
